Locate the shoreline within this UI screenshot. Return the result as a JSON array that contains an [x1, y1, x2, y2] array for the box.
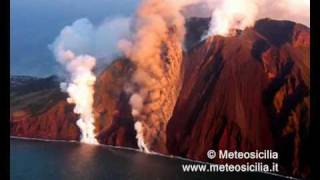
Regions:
[[10, 136, 298, 180]]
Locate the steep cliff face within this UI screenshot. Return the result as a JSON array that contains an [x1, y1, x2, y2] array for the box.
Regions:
[[10, 60, 138, 147], [136, 29, 185, 153], [167, 19, 310, 177], [93, 59, 137, 148], [10, 76, 80, 140]]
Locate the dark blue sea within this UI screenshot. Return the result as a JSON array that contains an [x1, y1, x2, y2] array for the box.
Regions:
[[10, 138, 291, 180]]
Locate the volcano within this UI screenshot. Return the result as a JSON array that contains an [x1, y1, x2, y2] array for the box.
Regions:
[[167, 18, 310, 178], [10, 18, 310, 178]]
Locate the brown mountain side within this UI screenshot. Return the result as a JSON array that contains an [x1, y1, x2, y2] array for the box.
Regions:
[[10, 59, 137, 147], [93, 58, 137, 148], [167, 19, 310, 178], [10, 76, 79, 140]]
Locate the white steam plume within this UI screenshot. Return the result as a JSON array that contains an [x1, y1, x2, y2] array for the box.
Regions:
[[203, 0, 310, 36], [57, 48, 98, 144], [51, 18, 131, 73], [50, 17, 130, 144]]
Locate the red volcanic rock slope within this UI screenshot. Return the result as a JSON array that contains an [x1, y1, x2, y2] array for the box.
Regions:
[[10, 76, 80, 140], [167, 18, 310, 178], [93, 58, 137, 148]]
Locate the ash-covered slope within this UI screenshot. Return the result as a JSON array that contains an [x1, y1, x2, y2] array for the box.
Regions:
[[167, 18, 310, 178]]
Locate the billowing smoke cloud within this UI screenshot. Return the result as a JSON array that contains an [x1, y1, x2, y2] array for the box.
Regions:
[[204, 0, 310, 36], [206, 0, 258, 36], [258, 0, 310, 26], [58, 49, 98, 144], [119, 0, 201, 153], [50, 17, 130, 144], [51, 17, 131, 73]]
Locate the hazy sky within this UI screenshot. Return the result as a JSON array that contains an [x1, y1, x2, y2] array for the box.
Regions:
[[10, 0, 309, 77], [10, 0, 139, 77]]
